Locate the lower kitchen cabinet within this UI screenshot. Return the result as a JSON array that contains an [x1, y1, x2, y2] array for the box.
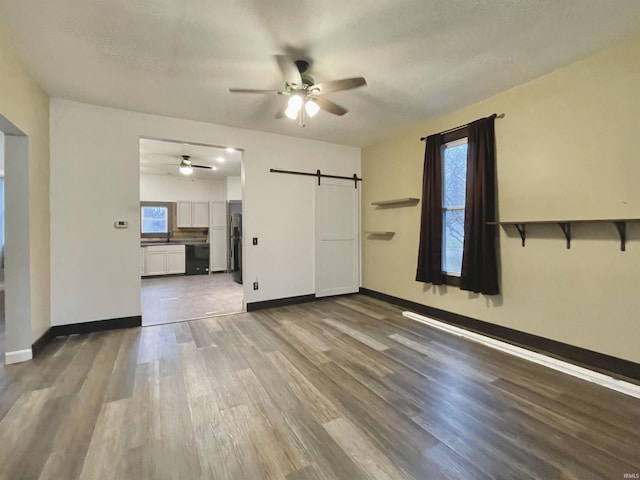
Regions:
[[167, 249, 186, 274], [141, 245, 185, 276]]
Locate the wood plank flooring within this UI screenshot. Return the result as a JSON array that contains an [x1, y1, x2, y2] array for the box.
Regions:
[[1, 294, 639, 479], [0, 290, 4, 358], [141, 273, 243, 326]]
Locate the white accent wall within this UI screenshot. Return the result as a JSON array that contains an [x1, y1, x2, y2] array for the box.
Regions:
[[140, 174, 227, 202], [50, 99, 360, 326], [226, 176, 242, 201]]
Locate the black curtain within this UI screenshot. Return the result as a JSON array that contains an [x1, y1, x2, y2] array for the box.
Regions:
[[460, 117, 499, 294], [415, 134, 444, 285]]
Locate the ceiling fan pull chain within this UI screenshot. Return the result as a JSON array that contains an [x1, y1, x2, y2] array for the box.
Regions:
[[317, 170, 322, 186]]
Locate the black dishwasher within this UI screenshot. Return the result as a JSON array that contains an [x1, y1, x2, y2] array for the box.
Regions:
[[185, 244, 209, 275]]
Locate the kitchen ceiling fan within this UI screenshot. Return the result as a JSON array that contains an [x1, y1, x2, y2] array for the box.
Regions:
[[229, 55, 367, 127], [178, 155, 216, 175]]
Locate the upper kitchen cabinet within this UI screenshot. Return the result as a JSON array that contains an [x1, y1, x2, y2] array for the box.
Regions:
[[177, 200, 209, 228]]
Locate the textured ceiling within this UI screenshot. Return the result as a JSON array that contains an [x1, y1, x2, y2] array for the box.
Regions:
[[140, 138, 242, 179], [1, 1, 640, 146]]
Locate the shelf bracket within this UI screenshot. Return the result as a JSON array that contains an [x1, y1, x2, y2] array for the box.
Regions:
[[614, 221, 626, 252], [558, 222, 571, 249], [514, 223, 526, 247]]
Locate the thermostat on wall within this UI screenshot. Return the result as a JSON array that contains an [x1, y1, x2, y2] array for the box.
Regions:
[[114, 220, 129, 229]]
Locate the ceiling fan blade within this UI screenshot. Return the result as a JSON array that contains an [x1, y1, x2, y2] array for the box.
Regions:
[[312, 96, 348, 116], [191, 164, 216, 170], [275, 55, 303, 88], [229, 88, 286, 94], [310, 77, 367, 94]]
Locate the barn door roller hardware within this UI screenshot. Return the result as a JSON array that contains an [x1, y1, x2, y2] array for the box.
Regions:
[[270, 168, 362, 188]]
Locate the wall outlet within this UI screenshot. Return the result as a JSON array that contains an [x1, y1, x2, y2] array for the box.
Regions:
[[252, 237, 258, 245], [253, 281, 259, 290]]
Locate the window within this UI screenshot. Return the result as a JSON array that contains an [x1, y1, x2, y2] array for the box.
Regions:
[[140, 202, 173, 238], [416, 116, 498, 294], [441, 131, 468, 280]]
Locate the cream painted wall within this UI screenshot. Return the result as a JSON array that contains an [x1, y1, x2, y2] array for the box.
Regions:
[[50, 99, 360, 326], [0, 16, 50, 348], [140, 174, 226, 202], [362, 34, 640, 363], [0, 130, 4, 171]]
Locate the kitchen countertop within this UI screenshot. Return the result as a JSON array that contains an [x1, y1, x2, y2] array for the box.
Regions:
[[141, 241, 208, 246]]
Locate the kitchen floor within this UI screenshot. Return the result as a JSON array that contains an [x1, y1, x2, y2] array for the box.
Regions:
[[141, 273, 243, 326]]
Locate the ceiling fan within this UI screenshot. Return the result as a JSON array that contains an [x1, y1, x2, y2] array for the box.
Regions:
[[229, 55, 367, 127], [178, 155, 217, 175]]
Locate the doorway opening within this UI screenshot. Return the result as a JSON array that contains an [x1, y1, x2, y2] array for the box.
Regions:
[[0, 115, 32, 364], [139, 137, 244, 326], [0, 131, 4, 357]]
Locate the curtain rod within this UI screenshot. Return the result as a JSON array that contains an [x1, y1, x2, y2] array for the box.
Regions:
[[420, 113, 502, 141]]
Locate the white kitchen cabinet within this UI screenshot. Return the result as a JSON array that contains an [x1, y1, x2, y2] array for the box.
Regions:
[[209, 227, 227, 272], [167, 249, 186, 274], [142, 244, 185, 276], [192, 201, 209, 227], [145, 249, 169, 275], [176, 201, 192, 228], [140, 247, 146, 274], [177, 200, 209, 228], [209, 201, 228, 272], [210, 201, 227, 227]]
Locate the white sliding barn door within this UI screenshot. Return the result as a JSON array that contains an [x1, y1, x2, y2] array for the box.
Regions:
[[315, 178, 360, 297]]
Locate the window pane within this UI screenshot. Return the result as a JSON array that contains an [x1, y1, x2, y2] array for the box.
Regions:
[[442, 209, 465, 275], [443, 142, 468, 208], [141, 206, 168, 234]]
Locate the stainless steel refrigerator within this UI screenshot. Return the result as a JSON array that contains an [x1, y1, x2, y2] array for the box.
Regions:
[[230, 213, 242, 284]]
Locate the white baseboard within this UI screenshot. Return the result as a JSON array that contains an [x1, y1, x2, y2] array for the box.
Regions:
[[402, 311, 640, 399], [5, 348, 33, 365]]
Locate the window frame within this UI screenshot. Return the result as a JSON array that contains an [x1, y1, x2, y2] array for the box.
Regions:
[[140, 201, 174, 238], [440, 127, 469, 286]]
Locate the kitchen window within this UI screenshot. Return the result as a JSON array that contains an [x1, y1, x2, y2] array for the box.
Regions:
[[140, 201, 173, 238]]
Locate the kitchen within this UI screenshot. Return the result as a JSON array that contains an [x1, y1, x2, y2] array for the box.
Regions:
[[139, 138, 243, 325]]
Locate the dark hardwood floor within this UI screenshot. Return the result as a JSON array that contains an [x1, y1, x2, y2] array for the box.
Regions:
[[0, 294, 638, 479]]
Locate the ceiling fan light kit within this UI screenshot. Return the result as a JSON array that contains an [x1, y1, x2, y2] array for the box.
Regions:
[[178, 155, 218, 176], [285, 94, 304, 119], [179, 159, 193, 175], [305, 99, 320, 117], [229, 55, 366, 127]]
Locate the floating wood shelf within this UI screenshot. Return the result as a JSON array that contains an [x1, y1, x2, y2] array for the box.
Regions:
[[365, 231, 395, 235], [364, 230, 396, 240], [371, 197, 420, 207], [489, 218, 640, 251]]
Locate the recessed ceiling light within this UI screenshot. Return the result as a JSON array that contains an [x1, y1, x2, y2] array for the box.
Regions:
[[216, 156, 225, 163], [225, 147, 235, 153]]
